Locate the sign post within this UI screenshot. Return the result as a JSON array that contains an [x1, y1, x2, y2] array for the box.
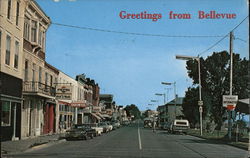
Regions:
[[223, 95, 238, 110]]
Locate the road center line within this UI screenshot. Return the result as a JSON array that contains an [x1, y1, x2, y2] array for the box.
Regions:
[[138, 121, 142, 150]]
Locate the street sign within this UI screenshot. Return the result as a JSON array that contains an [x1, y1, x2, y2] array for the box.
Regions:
[[198, 100, 203, 106], [199, 106, 203, 113], [222, 95, 238, 110]]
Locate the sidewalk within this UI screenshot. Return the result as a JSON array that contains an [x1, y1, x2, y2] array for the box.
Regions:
[[1, 133, 64, 155]]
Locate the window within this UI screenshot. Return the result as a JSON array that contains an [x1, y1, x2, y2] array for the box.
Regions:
[[31, 21, 37, 42], [1, 101, 11, 126], [0, 0, 2, 15], [24, 17, 30, 40], [7, 0, 11, 19], [16, 1, 20, 26], [32, 63, 36, 82], [38, 25, 43, 46], [24, 60, 28, 81], [14, 41, 19, 69], [50, 75, 53, 86], [5, 35, 11, 65], [39, 67, 42, 83], [45, 72, 48, 85], [0, 31, 2, 53]]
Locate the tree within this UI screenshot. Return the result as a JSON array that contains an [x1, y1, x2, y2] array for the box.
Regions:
[[124, 104, 141, 120], [183, 51, 249, 129]]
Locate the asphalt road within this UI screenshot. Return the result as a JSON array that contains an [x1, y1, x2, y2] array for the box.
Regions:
[[6, 123, 248, 158]]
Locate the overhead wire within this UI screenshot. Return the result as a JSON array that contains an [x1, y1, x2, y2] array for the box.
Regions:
[[198, 15, 249, 56]]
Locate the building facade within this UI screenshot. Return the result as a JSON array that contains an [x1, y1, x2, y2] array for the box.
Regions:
[[21, 0, 57, 138], [0, 0, 26, 141]]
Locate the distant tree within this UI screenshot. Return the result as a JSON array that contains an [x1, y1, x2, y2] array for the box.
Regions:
[[183, 51, 249, 129], [124, 104, 141, 120]]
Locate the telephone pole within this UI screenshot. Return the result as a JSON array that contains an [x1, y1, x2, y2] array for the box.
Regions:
[[228, 31, 234, 140]]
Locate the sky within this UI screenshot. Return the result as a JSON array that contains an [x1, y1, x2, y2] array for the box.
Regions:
[[36, 0, 249, 111]]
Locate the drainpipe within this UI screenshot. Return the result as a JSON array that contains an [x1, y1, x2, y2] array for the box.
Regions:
[[12, 103, 17, 140]]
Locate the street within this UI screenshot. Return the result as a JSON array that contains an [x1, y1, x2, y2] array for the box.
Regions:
[[5, 123, 248, 158]]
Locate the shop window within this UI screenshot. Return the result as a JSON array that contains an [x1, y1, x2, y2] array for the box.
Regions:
[[1, 101, 11, 126]]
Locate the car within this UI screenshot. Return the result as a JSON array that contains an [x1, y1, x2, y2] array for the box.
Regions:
[[83, 123, 103, 136], [171, 119, 190, 134], [65, 124, 96, 140], [106, 122, 113, 131], [99, 122, 110, 133], [163, 122, 172, 132], [111, 121, 121, 130]]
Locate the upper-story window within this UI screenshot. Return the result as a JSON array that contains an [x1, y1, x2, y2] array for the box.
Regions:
[[39, 67, 42, 83], [5, 35, 11, 65], [14, 41, 19, 69], [24, 17, 30, 40], [24, 60, 29, 81], [16, 1, 20, 26], [0, 31, 2, 55], [31, 21, 37, 43], [7, 0, 11, 20]]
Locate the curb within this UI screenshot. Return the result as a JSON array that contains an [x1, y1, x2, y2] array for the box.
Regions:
[[26, 139, 66, 152], [188, 133, 248, 151], [2, 139, 66, 156]]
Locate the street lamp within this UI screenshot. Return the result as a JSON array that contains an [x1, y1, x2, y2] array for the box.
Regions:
[[175, 54, 203, 136], [155, 93, 166, 104], [161, 82, 177, 120]]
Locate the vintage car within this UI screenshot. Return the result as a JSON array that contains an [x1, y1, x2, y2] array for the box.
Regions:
[[171, 119, 190, 134], [99, 122, 112, 133], [111, 120, 121, 130], [83, 123, 104, 136], [65, 124, 96, 140]]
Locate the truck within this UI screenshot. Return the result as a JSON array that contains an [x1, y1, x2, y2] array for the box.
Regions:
[[171, 119, 190, 134]]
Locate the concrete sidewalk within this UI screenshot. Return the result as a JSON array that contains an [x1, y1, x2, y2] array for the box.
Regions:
[[1, 133, 64, 155]]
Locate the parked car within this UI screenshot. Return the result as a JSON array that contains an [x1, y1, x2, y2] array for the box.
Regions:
[[99, 122, 110, 133], [106, 122, 113, 131], [65, 124, 96, 140], [83, 123, 103, 136], [171, 119, 190, 134], [111, 121, 120, 130], [163, 122, 172, 132]]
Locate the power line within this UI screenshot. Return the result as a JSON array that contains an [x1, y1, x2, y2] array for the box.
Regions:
[[198, 15, 249, 56], [51, 22, 224, 38]]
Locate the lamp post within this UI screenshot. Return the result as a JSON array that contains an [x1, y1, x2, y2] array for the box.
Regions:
[[161, 82, 177, 121], [175, 55, 203, 136], [155, 93, 166, 123], [155, 93, 166, 104]]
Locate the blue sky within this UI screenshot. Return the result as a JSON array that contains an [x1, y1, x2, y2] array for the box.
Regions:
[[36, 0, 249, 110]]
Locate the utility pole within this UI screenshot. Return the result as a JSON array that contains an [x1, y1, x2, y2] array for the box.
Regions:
[[228, 31, 234, 140]]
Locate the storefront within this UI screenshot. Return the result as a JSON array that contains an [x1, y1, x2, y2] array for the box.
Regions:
[[0, 72, 22, 141]]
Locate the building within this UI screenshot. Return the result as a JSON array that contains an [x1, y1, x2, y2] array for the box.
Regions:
[[0, 0, 26, 141], [157, 96, 184, 124], [21, 0, 58, 138], [57, 71, 86, 132]]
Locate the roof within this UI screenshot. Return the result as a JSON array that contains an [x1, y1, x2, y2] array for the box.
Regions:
[[166, 97, 184, 105]]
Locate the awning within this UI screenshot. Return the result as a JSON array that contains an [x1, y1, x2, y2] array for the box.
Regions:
[[100, 114, 111, 118], [96, 113, 105, 120], [91, 113, 101, 120], [236, 98, 250, 114]]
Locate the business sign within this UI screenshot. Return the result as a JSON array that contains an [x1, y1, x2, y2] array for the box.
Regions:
[[56, 85, 72, 100], [222, 95, 238, 110]]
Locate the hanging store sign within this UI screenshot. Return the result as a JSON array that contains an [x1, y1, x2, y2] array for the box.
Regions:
[[56, 85, 72, 100]]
